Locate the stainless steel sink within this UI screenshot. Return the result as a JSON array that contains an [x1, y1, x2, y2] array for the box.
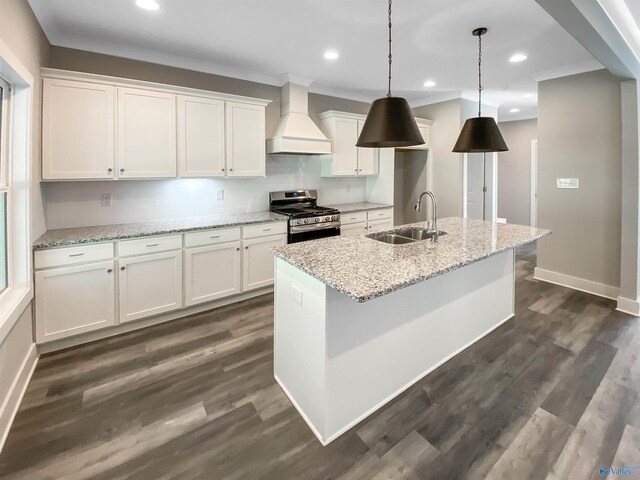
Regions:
[[367, 228, 447, 245], [367, 234, 416, 245]]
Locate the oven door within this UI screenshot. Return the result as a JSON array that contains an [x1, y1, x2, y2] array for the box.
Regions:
[[289, 222, 341, 243]]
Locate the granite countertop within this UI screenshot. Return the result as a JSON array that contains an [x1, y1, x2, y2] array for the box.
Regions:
[[272, 217, 551, 303], [327, 202, 393, 213], [33, 211, 288, 250]]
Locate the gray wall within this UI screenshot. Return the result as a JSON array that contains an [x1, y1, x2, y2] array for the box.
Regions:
[[413, 99, 464, 218], [498, 119, 538, 226], [393, 150, 428, 225], [537, 69, 622, 289], [0, 0, 50, 446]]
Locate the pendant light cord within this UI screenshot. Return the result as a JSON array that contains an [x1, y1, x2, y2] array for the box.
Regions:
[[387, 0, 392, 97], [478, 31, 483, 117]]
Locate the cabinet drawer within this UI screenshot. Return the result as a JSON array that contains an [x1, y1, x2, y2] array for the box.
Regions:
[[185, 228, 241, 248], [341, 222, 368, 236], [367, 208, 393, 221], [242, 222, 287, 239], [341, 211, 367, 225], [118, 235, 182, 257], [35, 243, 114, 269]]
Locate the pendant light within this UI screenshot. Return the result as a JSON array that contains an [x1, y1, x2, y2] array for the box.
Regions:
[[356, 0, 424, 148], [452, 28, 508, 153]]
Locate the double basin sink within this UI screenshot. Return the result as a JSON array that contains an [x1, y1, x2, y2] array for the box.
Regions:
[[367, 227, 447, 245]]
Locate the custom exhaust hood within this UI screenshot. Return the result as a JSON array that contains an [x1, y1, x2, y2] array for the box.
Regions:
[[267, 75, 332, 155]]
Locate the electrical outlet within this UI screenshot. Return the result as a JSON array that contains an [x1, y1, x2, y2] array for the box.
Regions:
[[557, 178, 579, 189], [346, 184, 351, 193], [216, 189, 224, 201], [101, 193, 112, 207]]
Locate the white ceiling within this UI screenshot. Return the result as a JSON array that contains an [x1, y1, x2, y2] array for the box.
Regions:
[[28, 0, 601, 121]]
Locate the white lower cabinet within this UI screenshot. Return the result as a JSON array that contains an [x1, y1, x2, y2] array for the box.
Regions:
[[341, 222, 368, 236], [35, 261, 116, 343], [185, 241, 241, 306], [118, 250, 183, 323], [242, 235, 287, 291]]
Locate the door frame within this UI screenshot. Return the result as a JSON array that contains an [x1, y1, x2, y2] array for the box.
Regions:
[[530, 139, 538, 227]]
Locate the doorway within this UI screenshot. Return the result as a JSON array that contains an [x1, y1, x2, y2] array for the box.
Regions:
[[530, 139, 538, 227], [393, 150, 429, 226]]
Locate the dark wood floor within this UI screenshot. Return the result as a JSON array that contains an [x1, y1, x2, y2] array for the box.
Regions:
[[1, 244, 639, 479]]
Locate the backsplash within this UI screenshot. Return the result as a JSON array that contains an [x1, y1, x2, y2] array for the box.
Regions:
[[42, 155, 367, 229]]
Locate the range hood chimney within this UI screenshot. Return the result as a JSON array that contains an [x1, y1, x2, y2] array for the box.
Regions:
[[267, 74, 332, 155]]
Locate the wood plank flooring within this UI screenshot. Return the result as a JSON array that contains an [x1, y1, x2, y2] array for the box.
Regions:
[[1, 244, 639, 479]]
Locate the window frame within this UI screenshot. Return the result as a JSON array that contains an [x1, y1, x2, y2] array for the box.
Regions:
[[0, 76, 12, 295]]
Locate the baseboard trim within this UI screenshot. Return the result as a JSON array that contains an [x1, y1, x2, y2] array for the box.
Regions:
[[616, 296, 640, 317], [276, 312, 515, 446], [0, 343, 38, 453], [534, 267, 620, 300]]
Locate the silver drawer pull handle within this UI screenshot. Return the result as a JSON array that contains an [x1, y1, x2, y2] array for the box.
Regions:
[[146, 243, 159, 247], [209, 235, 220, 239], [262, 228, 271, 232], [68, 253, 84, 257]]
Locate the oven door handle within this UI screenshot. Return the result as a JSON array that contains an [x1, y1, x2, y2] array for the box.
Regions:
[[290, 221, 341, 233]]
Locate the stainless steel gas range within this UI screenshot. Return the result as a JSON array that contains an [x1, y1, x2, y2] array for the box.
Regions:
[[269, 190, 340, 243]]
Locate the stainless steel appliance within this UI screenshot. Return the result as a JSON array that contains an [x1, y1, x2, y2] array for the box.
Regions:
[[269, 190, 340, 243]]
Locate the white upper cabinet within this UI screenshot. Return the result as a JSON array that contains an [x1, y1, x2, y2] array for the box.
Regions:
[[319, 111, 379, 177], [357, 119, 377, 175], [403, 118, 433, 151], [225, 102, 266, 177], [178, 95, 225, 177], [42, 78, 116, 180], [117, 87, 177, 178], [40, 70, 270, 181]]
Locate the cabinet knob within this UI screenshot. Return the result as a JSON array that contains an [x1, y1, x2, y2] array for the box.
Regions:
[[221, 168, 225, 172], [107, 168, 113, 173], [236, 247, 240, 251], [359, 169, 362, 172], [245, 246, 249, 250], [229, 168, 233, 172], [107, 268, 113, 273], [120, 266, 126, 271], [354, 169, 358, 172], [120, 168, 125, 173]]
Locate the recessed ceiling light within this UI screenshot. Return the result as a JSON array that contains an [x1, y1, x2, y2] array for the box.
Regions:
[[509, 53, 527, 63], [324, 51, 339, 60], [136, 0, 159, 11], [423, 80, 436, 88], [523, 93, 534, 98], [510, 108, 520, 113]]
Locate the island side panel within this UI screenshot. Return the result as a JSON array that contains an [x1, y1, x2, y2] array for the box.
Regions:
[[323, 249, 515, 443], [273, 257, 328, 441]]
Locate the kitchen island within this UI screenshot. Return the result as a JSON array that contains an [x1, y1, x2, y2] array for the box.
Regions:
[[271, 217, 550, 445]]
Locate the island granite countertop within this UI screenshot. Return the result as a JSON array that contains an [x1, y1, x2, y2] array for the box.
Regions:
[[272, 217, 551, 303], [33, 211, 288, 250], [326, 202, 393, 213]]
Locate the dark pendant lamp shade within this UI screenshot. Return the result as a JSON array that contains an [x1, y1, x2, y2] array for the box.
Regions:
[[452, 117, 508, 153], [453, 27, 509, 153], [356, 97, 424, 148]]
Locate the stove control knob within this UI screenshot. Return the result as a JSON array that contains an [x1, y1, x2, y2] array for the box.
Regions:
[[297, 219, 303, 225], [315, 217, 321, 223], [332, 215, 339, 221], [304, 219, 310, 224]]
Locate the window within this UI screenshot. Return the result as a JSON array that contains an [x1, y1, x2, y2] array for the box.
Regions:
[[0, 77, 9, 294]]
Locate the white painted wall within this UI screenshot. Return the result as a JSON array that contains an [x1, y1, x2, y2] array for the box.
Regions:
[[43, 156, 367, 229]]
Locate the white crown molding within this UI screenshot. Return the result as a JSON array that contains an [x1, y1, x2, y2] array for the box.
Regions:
[[498, 112, 538, 123], [307, 84, 375, 104], [535, 59, 604, 82], [410, 90, 501, 109], [279, 73, 314, 88]]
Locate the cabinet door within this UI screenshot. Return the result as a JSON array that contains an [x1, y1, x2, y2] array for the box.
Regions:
[[341, 222, 368, 237], [405, 124, 431, 150], [185, 242, 241, 306], [178, 95, 225, 177], [119, 251, 182, 323], [35, 261, 115, 342], [225, 102, 265, 177], [332, 117, 359, 176], [367, 218, 394, 234], [117, 87, 177, 178], [242, 235, 287, 291], [42, 78, 116, 180], [356, 119, 378, 176]]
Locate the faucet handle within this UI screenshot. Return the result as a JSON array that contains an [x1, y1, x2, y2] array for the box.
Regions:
[[425, 221, 431, 231]]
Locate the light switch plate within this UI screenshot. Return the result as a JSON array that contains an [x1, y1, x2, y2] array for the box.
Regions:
[[292, 285, 303, 305], [216, 189, 224, 201], [101, 193, 112, 207], [557, 178, 579, 189]]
